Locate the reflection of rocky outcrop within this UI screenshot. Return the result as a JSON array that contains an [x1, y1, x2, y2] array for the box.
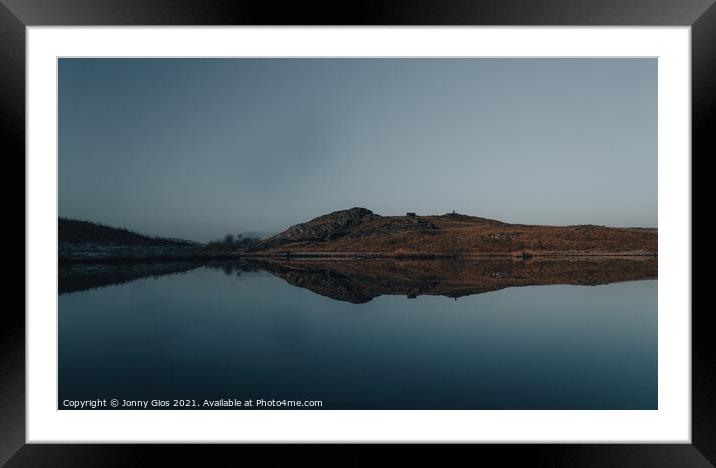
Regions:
[[248, 257, 658, 303], [59, 257, 657, 302]]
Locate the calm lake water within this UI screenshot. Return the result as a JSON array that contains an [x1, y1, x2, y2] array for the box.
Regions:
[[59, 264, 657, 409]]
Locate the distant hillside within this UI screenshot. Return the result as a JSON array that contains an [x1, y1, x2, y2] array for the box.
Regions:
[[59, 218, 198, 247], [251, 207, 657, 257], [59, 218, 209, 263]]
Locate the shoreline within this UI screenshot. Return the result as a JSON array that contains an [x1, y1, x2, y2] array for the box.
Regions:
[[240, 250, 657, 259], [59, 250, 657, 265]]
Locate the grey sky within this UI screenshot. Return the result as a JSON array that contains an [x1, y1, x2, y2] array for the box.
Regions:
[[59, 58, 656, 242]]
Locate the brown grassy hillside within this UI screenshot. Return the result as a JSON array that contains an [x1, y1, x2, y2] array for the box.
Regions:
[[251, 208, 657, 257]]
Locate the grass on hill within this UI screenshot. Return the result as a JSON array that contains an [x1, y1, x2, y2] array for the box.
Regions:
[[58, 217, 197, 247]]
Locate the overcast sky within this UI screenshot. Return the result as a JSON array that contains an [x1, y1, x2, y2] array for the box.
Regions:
[[59, 58, 656, 242]]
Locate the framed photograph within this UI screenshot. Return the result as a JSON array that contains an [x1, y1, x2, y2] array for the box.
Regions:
[[5, 0, 711, 465]]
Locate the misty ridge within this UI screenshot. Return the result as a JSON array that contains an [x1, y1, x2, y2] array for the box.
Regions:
[[59, 217, 260, 262]]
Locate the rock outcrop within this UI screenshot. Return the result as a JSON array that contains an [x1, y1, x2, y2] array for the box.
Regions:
[[256, 207, 376, 249]]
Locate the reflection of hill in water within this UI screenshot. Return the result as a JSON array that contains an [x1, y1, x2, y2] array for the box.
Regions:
[[59, 260, 261, 295], [60, 257, 657, 302], [251, 257, 657, 303], [59, 261, 203, 295]]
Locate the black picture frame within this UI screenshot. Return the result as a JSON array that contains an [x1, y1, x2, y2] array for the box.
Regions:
[[3, 1, 711, 466]]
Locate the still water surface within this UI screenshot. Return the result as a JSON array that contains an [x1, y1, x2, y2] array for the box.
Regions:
[[59, 264, 657, 409]]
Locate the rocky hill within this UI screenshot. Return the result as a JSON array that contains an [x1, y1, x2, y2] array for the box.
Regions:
[[251, 207, 657, 257]]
